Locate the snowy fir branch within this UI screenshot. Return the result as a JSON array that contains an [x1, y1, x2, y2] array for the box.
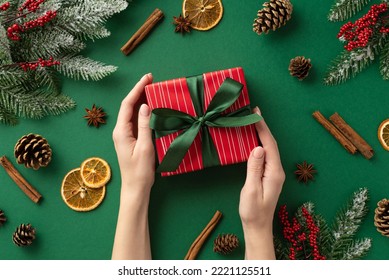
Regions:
[[324, 32, 388, 85], [275, 188, 371, 260], [0, 101, 18, 125], [55, 0, 127, 39], [324, 46, 375, 85], [0, 85, 75, 119], [328, 188, 369, 259], [56, 55, 117, 81], [338, 238, 371, 260], [328, 0, 371, 22], [0, 0, 128, 125], [325, 2, 389, 85], [380, 40, 389, 79]]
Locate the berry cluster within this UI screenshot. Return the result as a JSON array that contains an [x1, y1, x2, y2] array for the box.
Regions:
[[19, 0, 44, 13], [7, 24, 22, 40], [23, 10, 56, 28], [0, 2, 10, 11], [338, 3, 388, 51], [302, 207, 326, 260], [19, 57, 60, 71], [7, 10, 57, 40], [279, 205, 325, 260]]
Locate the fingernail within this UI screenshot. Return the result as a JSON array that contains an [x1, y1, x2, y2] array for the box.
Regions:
[[253, 147, 264, 159], [142, 73, 152, 80], [254, 106, 261, 115], [139, 104, 150, 116]]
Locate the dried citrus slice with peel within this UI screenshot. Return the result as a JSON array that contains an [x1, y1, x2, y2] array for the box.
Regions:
[[61, 168, 106, 212], [183, 0, 223, 31], [80, 157, 111, 188], [378, 119, 389, 151]]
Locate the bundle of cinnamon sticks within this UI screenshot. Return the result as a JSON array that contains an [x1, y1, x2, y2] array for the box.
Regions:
[[313, 111, 374, 159]]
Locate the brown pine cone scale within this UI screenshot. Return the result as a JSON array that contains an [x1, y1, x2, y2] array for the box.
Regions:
[[374, 199, 389, 237], [13, 223, 36, 247], [213, 234, 239, 254], [14, 133, 52, 170]]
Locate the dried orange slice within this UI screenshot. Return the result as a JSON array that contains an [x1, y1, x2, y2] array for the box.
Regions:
[[80, 157, 111, 188], [61, 168, 106, 212], [183, 0, 223, 31], [378, 119, 389, 151]]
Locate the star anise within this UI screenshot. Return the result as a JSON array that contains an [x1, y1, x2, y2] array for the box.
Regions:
[[173, 14, 191, 34], [84, 104, 106, 128], [294, 161, 316, 184]]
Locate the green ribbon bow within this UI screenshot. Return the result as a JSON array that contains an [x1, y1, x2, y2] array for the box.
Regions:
[[150, 76, 262, 172]]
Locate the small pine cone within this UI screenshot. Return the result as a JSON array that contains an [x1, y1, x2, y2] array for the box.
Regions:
[[14, 133, 52, 170], [253, 0, 293, 35], [213, 234, 239, 254], [374, 199, 389, 237], [288, 56, 312, 80], [0, 210, 6, 226], [13, 223, 36, 247]]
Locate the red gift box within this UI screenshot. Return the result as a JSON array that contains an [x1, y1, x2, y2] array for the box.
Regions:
[[145, 67, 259, 176]]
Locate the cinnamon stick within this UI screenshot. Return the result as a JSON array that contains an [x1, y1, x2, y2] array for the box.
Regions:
[[184, 210, 222, 260], [0, 156, 42, 203], [120, 8, 164, 56], [312, 111, 357, 154], [329, 112, 374, 159]]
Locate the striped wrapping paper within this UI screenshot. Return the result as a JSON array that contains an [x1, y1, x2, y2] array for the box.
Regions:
[[145, 67, 259, 176]]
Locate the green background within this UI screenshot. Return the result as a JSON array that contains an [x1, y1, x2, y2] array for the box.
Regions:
[[1, 0, 389, 260]]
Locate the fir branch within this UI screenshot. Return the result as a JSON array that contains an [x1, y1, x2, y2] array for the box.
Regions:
[[274, 236, 289, 260], [324, 47, 374, 85], [328, 188, 369, 260], [339, 238, 371, 260], [38, 91, 76, 116], [328, 0, 371, 22], [0, 25, 11, 64], [324, 33, 388, 85], [79, 25, 111, 40], [0, 0, 127, 125], [16, 28, 84, 59], [55, 0, 127, 39], [1, 85, 75, 119], [33, 67, 61, 94], [0, 67, 25, 87], [380, 40, 389, 80], [41, 0, 62, 12], [56, 55, 117, 81], [0, 99, 18, 125]]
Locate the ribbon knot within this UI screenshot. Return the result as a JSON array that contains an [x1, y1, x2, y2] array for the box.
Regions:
[[197, 116, 205, 125], [150, 77, 262, 172]]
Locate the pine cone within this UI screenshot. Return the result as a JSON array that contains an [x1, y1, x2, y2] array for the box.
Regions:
[[288, 56, 312, 80], [374, 199, 389, 237], [253, 0, 293, 35], [12, 223, 36, 247], [213, 234, 239, 254], [14, 133, 52, 170], [0, 210, 6, 226]]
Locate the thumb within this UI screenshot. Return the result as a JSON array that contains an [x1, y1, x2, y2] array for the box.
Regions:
[[137, 104, 153, 146], [244, 146, 265, 187]]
